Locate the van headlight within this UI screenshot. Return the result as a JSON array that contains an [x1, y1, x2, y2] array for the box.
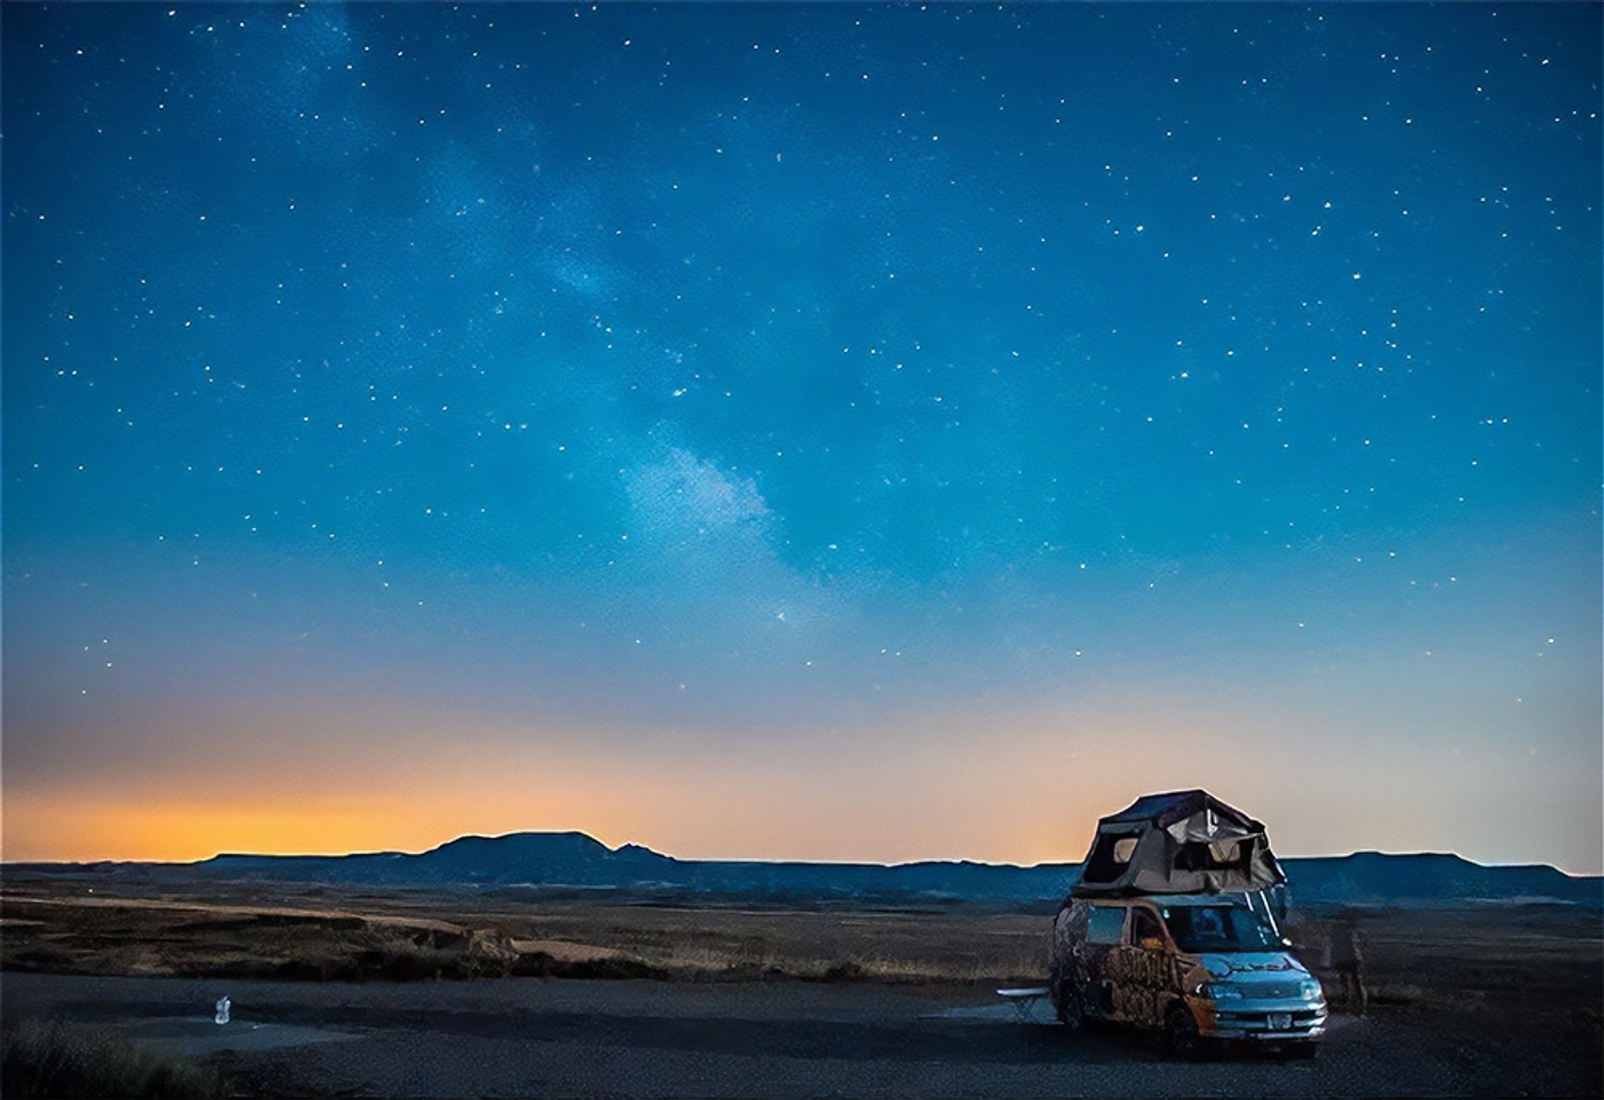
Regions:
[[1204, 983, 1244, 1001], [1300, 980, 1324, 1001]]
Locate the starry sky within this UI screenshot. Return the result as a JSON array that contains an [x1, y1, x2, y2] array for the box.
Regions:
[[4, 3, 1600, 872]]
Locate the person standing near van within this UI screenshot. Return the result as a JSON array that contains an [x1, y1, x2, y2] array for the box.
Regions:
[[1324, 914, 1367, 1016]]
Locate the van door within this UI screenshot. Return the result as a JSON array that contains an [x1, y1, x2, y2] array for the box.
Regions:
[[1107, 903, 1172, 1028], [1080, 902, 1127, 1019]]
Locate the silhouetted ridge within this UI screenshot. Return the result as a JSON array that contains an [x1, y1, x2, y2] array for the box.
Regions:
[[412, 831, 674, 885], [1284, 851, 1596, 906], [7, 833, 1599, 908]]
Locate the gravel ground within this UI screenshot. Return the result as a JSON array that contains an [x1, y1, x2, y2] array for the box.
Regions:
[[5, 971, 1597, 1098]]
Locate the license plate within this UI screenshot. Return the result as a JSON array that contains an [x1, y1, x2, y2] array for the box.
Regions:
[[1268, 1013, 1293, 1031]]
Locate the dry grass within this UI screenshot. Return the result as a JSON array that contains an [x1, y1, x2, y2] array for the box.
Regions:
[[1287, 905, 1603, 1037], [5, 882, 1598, 1099], [0, 1017, 226, 1099], [4, 880, 1598, 1034], [1, 883, 1054, 987]]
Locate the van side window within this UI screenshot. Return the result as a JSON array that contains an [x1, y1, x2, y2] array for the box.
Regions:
[[1087, 906, 1125, 945], [1131, 908, 1164, 947]]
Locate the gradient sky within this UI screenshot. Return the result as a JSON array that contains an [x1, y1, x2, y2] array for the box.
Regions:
[[4, 3, 1600, 872]]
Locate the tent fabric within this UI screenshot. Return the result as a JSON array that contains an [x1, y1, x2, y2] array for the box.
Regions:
[[1071, 789, 1286, 898]]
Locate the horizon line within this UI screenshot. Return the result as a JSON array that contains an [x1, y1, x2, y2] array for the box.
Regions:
[[4, 829, 1599, 877]]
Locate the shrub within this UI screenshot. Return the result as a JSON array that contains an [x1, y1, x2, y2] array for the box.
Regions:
[[0, 1017, 222, 1099]]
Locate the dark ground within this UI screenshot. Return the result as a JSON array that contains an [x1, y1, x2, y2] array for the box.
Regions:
[[2, 969, 1597, 1098], [2, 886, 1598, 1098]]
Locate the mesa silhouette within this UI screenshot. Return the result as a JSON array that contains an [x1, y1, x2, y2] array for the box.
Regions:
[[9, 832, 1599, 909]]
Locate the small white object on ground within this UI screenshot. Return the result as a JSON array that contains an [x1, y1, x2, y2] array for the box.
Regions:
[[214, 996, 231, 1025]]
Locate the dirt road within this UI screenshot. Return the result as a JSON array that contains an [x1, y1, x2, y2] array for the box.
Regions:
[[2, 971, 1594, 1097]]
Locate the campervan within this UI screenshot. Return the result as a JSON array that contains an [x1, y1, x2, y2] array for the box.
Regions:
[[1049, 892, 1326, 1057], [1048, 790, 1326, 1057]]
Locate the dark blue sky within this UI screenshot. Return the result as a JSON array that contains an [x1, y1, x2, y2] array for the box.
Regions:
[[5, 4, 1599, 868]]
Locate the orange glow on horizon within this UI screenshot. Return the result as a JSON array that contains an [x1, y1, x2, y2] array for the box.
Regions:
[[4, 694, 1599, 873], [1, 784, 657, 865]]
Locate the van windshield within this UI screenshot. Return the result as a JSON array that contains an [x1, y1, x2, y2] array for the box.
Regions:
[[1160, 905, 1281, 952]]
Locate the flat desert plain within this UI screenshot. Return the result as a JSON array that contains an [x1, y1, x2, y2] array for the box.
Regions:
[[2, 881, 1599, 1097]]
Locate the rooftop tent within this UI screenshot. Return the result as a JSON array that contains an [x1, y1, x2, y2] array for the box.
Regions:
[[1071, 789, 1286, 898]]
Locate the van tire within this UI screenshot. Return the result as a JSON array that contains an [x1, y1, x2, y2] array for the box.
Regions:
[[1054, 983, 1084, 1030], [1161, 1002, 1204, 1060]]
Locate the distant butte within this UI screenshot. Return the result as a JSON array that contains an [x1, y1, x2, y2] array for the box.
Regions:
[[5, 833, 1599, 909]]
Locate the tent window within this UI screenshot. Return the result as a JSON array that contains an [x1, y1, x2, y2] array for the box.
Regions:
[[1176, 837, 1251, 872], [1083, 833, 1141, 883]]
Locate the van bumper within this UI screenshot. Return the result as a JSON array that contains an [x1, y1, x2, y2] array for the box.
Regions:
[[1202, 999, 1328, 1042]]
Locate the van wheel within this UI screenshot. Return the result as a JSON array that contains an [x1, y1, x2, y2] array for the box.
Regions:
[[1055, 984, 1084, 1030], [1162, 1002, 1204, 1060]]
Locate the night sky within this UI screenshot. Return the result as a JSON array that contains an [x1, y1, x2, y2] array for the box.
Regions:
[[5, 4, 1599, 871]]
